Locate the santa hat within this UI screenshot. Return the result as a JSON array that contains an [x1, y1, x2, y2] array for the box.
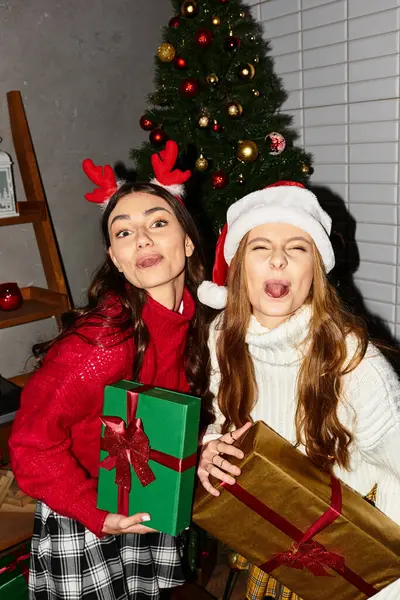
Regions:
[[82, 140, 191, 208], [198, 180, 335, 310]]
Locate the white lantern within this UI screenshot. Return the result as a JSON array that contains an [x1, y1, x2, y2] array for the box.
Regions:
[[0, 150, 18, 218]]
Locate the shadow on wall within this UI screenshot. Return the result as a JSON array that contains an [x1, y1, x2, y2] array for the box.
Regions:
[[310, 185, 400, 372]]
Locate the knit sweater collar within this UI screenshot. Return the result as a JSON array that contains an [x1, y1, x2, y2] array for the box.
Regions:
[[245, 304, 311, 366], [143, 287, 195, 346]]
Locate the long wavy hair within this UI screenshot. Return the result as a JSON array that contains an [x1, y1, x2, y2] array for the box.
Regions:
[[34, 182, 214, 425], [216, 234, 369, 472]]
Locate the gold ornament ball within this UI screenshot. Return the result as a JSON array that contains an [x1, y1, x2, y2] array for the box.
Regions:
[[227, 101, 243, 118], [206, 73, 219, 86], [252, 88, 260, 97], [301, 163, 310, 174], [181, 0, 198, 17], [198, 114, 210, 128], [238, 63, 255, 80], [254, 56, 260, 64], [239, 11, 246, 17], [195, 155, 209, 171], [237, 140, 259, 162], [211, 15, 221, 26], [157, 43, 176, 62]]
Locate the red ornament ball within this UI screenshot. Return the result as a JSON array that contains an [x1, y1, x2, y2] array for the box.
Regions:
[[195, 28, 214, 48], [224, 35, 240, 51], [179, 77, 199, 98], [211, 121, 224, 133], [149, 128, 167, 146], [169, 16, 180, 28], [139, 115, 155, 131], [173, 55, 188, 70], [220, 0, 229, 3], [211, 169, 229, 189]]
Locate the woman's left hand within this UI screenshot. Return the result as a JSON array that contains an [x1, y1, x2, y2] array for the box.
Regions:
[[198, 422, 252, 496]]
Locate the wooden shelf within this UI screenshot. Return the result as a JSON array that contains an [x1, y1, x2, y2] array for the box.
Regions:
[[0, 91, 73, 556], [8, 373, 32, 388], [0, 201, 45, 227], [0, 286, 68, 329], [0, 512, 34, 553]]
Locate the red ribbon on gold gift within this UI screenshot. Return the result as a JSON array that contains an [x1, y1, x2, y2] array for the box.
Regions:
[[221, 475, 378, 597], [100, 386, 197, 515]]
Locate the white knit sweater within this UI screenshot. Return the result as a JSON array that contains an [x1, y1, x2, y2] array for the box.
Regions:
[[205, 305, 400, 599]]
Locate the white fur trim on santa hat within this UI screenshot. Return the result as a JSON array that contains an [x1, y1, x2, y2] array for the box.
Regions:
[[224, 187, 335, 273], [150, 178, 185, 198], [197, 281, 228, 310]]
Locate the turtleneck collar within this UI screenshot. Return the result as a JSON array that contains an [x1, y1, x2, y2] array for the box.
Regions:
[[246, 304, 312, 366], [143, 287, 195, 343]]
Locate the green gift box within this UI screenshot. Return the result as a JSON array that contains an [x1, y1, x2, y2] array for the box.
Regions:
[[0, 544, 30, 600], [97, 381, 200, 536]]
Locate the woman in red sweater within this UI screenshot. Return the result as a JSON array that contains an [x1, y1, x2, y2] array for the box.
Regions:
[[9, 142, 212, 600]]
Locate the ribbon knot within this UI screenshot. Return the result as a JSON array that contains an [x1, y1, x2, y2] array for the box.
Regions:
[[0, 552, 30, 583], [272, 540, 345, 577], [100, 415, 156, 490]]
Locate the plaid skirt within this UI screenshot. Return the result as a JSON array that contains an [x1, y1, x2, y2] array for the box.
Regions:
[[29, 501, 186, 599], [229, 553, 300, 600]]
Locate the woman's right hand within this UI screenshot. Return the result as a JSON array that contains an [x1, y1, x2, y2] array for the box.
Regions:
[[102, 512, 156, 535], [198, 422, 252, 497]]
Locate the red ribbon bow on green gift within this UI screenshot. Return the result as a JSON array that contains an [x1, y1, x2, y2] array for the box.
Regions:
[[271, 539, 345, 577], [0, 551, 30, 583], [100, 415, 156, 490]]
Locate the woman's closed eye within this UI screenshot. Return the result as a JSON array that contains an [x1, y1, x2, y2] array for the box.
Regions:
[[252, 245, 270, 251], [288, 245, 307, 252]]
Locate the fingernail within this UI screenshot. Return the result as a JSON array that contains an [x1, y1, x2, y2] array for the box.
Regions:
[[141, 515, 151, 522], [238, 452, 244, 459]]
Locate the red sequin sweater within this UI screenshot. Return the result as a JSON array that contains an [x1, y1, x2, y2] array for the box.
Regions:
[[9, 289, 195, 538]]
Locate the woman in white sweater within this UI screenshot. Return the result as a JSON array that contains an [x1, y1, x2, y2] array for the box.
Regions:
[[197, 180, 400, 600]]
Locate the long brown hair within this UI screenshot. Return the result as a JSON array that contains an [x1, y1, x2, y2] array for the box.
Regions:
[[34, 182, 214, 424], [216, 235, 369, 472]]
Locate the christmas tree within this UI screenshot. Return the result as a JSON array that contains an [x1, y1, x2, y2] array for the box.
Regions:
[[131, 0, 313, 236]]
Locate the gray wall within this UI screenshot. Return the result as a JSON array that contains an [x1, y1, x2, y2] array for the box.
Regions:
[[0, 0, 172, 378]]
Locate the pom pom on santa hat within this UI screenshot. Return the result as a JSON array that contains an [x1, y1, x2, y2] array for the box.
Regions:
[[198, 180, 335, 310]]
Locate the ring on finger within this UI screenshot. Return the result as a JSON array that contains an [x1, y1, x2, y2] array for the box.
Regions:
[[220, 457, 228, 470], [228, 431, 235, 443], [216, 441, 223, 453], [212, 453, 219, 466], [212, 454, 226, 470]]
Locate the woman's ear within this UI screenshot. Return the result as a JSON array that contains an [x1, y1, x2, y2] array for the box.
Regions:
[[108, 247, 123, 272], [185, 235, 195, 258]]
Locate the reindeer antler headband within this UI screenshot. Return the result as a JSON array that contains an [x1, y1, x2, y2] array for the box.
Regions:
[[82, 140, 191, 208]]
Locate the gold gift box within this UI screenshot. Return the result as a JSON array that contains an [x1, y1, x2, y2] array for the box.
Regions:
[[193, 421, 400, 600]]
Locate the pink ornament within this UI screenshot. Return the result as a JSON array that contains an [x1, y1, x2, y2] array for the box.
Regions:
[[266, 132, 286, 156]]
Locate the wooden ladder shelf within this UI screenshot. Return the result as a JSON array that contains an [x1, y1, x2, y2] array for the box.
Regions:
[[1, 91, 72, 386]]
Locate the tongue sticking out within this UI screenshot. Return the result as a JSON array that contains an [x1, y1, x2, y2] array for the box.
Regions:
[[137, 256, 162, 268], [265, 282, 289, 299]]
